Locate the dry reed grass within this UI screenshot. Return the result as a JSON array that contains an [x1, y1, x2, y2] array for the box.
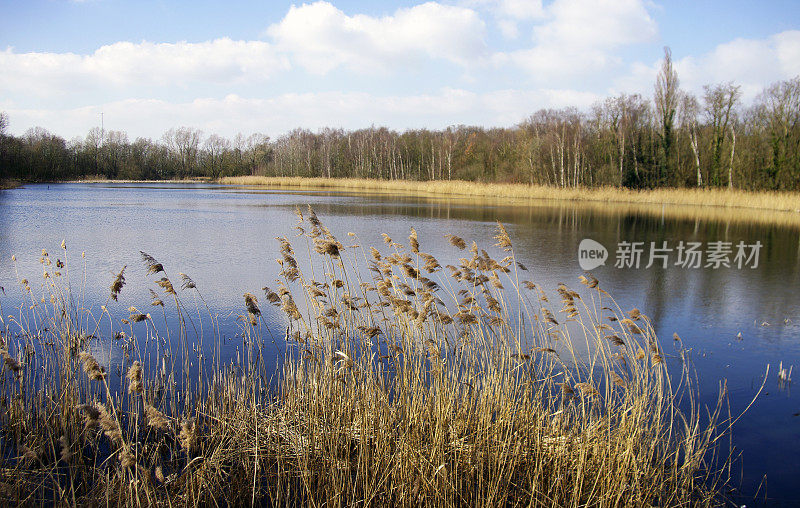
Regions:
[[0, 210, 741, 506], [220, 175, 800, 228]]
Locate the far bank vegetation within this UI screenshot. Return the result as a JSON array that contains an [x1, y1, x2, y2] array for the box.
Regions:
[[1, 49, 799, 192]]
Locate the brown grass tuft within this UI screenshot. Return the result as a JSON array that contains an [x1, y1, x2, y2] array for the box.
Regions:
[[446, 234, 466, 250], [110, 266, 126, 301], [178, 419, 197, 452], [145, 404, 170, 431], [78, 351, 106, 381], [126, 361, 143, 394]]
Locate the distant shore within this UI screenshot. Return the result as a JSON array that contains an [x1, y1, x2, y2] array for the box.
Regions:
[[219, 175, 800, 227]]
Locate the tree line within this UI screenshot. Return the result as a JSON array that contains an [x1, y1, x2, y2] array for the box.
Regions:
[[1, 49, 799, 190]]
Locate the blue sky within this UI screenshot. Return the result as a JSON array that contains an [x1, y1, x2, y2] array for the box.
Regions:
[[1, 0, 799, 140]]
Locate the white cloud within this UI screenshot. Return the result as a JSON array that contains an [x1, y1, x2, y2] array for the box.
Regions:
[[614, 30, 800, 102], [3, 88, 600, 140], [0, 38, 287, 97], [678, 30, 800, 100], [465, 0, 545, 20], [265, 1, 488, 74], [496, 19, 520, 39], [533, 0, 656, 50], [497, 0, 657, 81], [495, 46, 617, 82], [464, 0, 545, 40], [3, 0, 797, 144]]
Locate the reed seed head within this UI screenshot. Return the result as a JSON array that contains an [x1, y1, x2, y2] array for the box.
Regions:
[[127, 361, 143, 394], [446, 235, 466, 250], [78, 403, 101, 428], [140, 251, 164, 275], [244, 293, 261, 316], [149, 289, 164, 307], [179, 418, 197, 452], [97, 404, 123, 444], [120, 446, 136, 469], [2, 351, 22, 373], [59, 435, 72, 462], [155, 277, 176, 295], [78, 351, 106, 381], [110, 266, 126, 301], [314, 239, 341, 257], [409, 228, 419, 254], [179, 273, 196, 289], [145, 404, 170, 431]]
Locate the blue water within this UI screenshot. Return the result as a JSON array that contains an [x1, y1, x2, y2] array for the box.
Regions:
[[0, 182, 798, 505]]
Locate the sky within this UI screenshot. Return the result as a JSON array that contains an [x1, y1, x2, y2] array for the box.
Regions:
[[1, 0, 799, 142]]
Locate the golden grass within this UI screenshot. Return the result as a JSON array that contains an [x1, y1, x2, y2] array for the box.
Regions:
[[221, 175, 800, 227], [0, 212, 740, 506]]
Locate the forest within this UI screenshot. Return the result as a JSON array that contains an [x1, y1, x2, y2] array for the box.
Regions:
[[1, 51, 799, 191]]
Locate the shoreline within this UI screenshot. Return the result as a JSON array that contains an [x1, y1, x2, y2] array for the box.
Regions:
[[218, 176, 800, 212], [0, 179, 21, 190], [218, 176, 800, 228]]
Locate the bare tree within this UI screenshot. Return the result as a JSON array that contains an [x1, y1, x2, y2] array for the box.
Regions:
[[442, 126, 464, 181], [245, 133, 270, 174], [679, 92, 703, 186], [163, 127, 203, 177], [81, 127, 104, 175], [752, 76, 800, 187], [203, 134, 230, 179], [102, 130, 129, 178], [703, 82, 740, 187]]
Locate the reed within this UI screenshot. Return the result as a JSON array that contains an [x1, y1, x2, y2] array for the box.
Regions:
[[0, 210, 739, 506], [220, 175, 800, 227]]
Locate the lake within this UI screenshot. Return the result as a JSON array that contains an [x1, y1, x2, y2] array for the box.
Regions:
[[1, 182, 798, 505]]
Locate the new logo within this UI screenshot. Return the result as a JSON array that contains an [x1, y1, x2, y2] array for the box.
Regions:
[[578, 239, 608, 271]]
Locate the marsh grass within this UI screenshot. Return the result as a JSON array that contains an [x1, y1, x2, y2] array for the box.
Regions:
[[220, 175, 800, 228], [0, 210, 738, 506]]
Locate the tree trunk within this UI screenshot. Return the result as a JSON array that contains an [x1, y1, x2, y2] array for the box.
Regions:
[[690, 124, 702, 187], [618, 131, 625, 187], [728, 124, 736, 189]]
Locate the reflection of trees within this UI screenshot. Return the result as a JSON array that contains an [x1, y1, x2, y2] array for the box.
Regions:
[[298, 195, 800, 332]]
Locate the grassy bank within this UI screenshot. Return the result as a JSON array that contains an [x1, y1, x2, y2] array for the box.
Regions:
[[221, 175, 800, 226], [0, 179, 21, 190], [0, 211, 736, 506]]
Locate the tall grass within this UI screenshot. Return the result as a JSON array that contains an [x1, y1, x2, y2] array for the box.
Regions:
[[220, 175, 800, 226], [0, 210, 736, 506]]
